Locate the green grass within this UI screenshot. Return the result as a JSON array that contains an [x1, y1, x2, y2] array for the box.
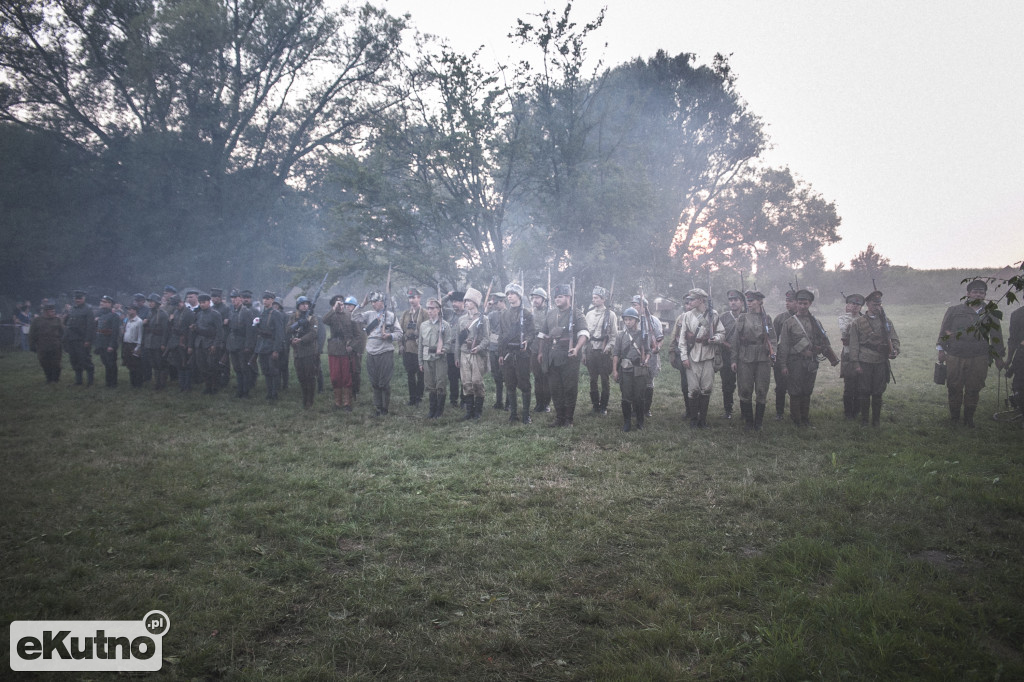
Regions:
[[2, 303, 1022, 680]]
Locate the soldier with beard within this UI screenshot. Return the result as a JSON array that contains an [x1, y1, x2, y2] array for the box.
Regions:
[[64, 290, 96, 386]]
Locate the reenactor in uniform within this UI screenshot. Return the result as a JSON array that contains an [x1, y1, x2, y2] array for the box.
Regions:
[[444, 291, 466, 408], [537, 284, 590, 427], [457, 287, 489, 420], [419, 297, 455, 419], [142, 294, 170, 390], [728, 290, 775, 430], [210, 288, 232, 388], [352, 291, 403, 416], [677, 288, 725, 428], [400, 288, 427, 405], [255, 292, 286, 401], [122, 304, 145, 388], [192, 293, 224, 394], [161, 285, 178, 312], [772, 290, 798, 420], [487, 292, 507, 410], [29, 301, 64, 383], [288, 295, 321, 409], [1005, 303, 1024, 428], [937, 279, 1004, 427], [167, 295, 194, 390], [225, 290, 256, 398], [344, 296, 366, 402], [584, 286, 618, 415], [529, 288, 551, 414], [323, 295, 359, 410], [273, 300, 290, 391], [718, 290, 745, 419], [95, 295, 121, 388], [838, 293, 865, 419], [64, 290, 96, 386], [497, 283, 535, 424], [612, 307, 649, 431], [849, 290, 900, 426], [632, 295, 664, 418], [670, 294, 696, 419], [777, 289, 839, 427]]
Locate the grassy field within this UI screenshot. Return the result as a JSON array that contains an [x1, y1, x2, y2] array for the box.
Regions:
[[2, 303, 1021, 680]]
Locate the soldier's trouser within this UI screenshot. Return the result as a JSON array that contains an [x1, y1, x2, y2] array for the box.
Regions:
[[460, 351, 487, 398], [98, 347, 118, 387], [548, 354, 582, 421], [587, 352, 612, 409], [123, 343, 144, 387], [620, 370, 646, 426], [37, 348, 62, 382], [946, 354, 989, 415], [787, 357, 818, 425], [423, 356, 448, 392], [144, 348, 165, 389], [403, 351, 424, 402], [447, 352, 461, 405], [68, 341, 94, 380], [295, 354, 319, 407], [531, 352, 550, 409], [686, 359, 716, 397], [196, 345, 218, 391], [329, 354, 353, 390], [258, 353, 279, 399], [367, 351, 395, 411], [737, 360, 771, 405], [503, 350, 532, 414], [489, 351, 504, 405], [719, 349, 736, 413], [842, 374, 860, 418], [230, 350, 250, 396], [279, 347, 290, 389], [773, 362, 788, 416]]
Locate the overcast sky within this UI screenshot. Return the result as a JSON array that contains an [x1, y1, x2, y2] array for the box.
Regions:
[[383, 0, 1023, 270]]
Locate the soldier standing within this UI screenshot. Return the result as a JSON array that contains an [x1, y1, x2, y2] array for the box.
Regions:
[[352, 292, 403, 416], [457, 287, 489, 420], [718, 290, 745, 419], [122, 304, 145, 388], [729, 290, 775, 430], [210, 288, 232, 388], [584, 286, 618, 415], [419, 297, 455, 419], [487, 292, 507, 410], [670, 294, 696, 419], [529, 288, 551, 414], [612, 307, 649, 431], [444, 292, 466, 408], [254, 292, 286, 401], [772, 290, 798, 420], [64, 290, 96, 386], [29, 301, 64, 383], [777, 289, 839, 427], [225, 290, 256, 398], [323, 295, 359, 410], [632, 295, 664, 418], [344, 296, 366, 403], [400, 288, 426, 405], [167, 295, 194, 391], [498, 284, 535, 424], [838, 293, 865, 419], [849, 290, 900, 426], [288, 295, 321, 409], [143, 294, 170, 390], [678, 288, 725, 428], [937, 279, 1004, 427], [537, 284, 590, 427], [95, 295, 120, 388], [193, 293, 224, 394]]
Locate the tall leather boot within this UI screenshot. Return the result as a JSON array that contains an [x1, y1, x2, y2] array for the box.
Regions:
[[791, 395, 802, 426], [700, 394, 711, 428], [373, 387, 383, 415], [436, 392, 446, 418], [621, 401, 632, 431], [474, 396, 485, 420], [463, 397, 475, 420], [590, 389, 601, 412], [689, 392, 700, 428], [948, 388, 962, 423], [334, 388, 344, 409], [521, 391, 532, 424], [802, 395, 812, 426], [86, 369, 95, 386], [427, 392, 438, 419], [508, 392, 519, 423], [682, 394, 692, 420], [963, 404, 976, 428], [871, 395, 882, 427], [493, 384, 504, 410], [75, 370, 83, 385], [382, 387, 391, 415], [645, 387, 654, 417], [740, 401, 753, 429], [635, 400, 645, 430], [754, 403, 765, 431], [860, 394, 871, 425]]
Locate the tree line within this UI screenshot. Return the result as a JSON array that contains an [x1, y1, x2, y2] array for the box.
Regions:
[[1, 1, 841, 300]]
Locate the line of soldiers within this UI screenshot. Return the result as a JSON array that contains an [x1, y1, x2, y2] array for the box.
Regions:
[[25, 278, 1019, 429]]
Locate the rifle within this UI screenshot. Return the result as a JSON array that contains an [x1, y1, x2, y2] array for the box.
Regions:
[[309, 272, 329, 312], [638, 281, 657, 365], [762, 309, 776, 365], [547, 267, 552, 312], [476, 277, 495, 351], [738, 270, 747, 313]]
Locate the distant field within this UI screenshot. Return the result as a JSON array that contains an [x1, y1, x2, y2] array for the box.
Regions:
[[2, 303, 1021, 680]]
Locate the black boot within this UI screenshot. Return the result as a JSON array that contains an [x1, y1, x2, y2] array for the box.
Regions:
[[508, 392, 519, 423], [689, 393, 700, 428], [463, 397, 475, 420], [493, 385, 504, 410], [427, 392, 438, 419], [963, 404, 976, 428], [436, 392, 446, 418], [740, 401, 754, 429], [699, 394, 711, 428], [474, 396, 485, 420], [521, 391, 532, 424], [754, 403, 765, 431], [871, 395, 882, 427], [860, 394, 871, 426], [621, 401, 632, 431]]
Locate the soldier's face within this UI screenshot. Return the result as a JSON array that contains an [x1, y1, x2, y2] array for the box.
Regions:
[[186, 294, 198, 306], [262, 297, 274, 308], [624, 317, 638, 330], [555, 294, 570, 310], [408, 295, 420, 308], [785, 298, 797, 313], [531, 295, 545, 309], [371, 299, 384, 311], [729, 297, 743, 312], [232, 296, 242, 307], [966, 287, 986, 304], [592, 294, 603, 307], [746, 297, 762, 313], [200, 299, 211, 310], [507, 293, 521, 307], [867, 300, 882, 316], [845, 302, 861, 314], [43, 308, 56, 318], [796, 299, 811, 315], [426, 303, 440, 320], [298, 303, 309, 313], [100, 300, 112, 311], [74, 295, 85, 305]]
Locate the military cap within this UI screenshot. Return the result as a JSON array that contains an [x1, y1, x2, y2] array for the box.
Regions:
[[169, 295, 181, 305], [505, 283, 524, 298], [966, 279, 988, 293], [132, 293, 146, 300], [344, 296, 358, 306], [592, 286, 608, 300], [164, 285, 178, 294], [240, 290, 253, 298], [744, 290, 765, 300], [198, 293, 212, 302], [554, 284, 572, 297], [796, 289, 815, 302], [261, 291, 276, 301], [147, 293, 162, 303], [210, 288, 223, 297], [185, 290, 199, 297], [784, 289, 797, 301], [622, 307, 640, 320], [406, 288, 421, 297], [42, 302, 56, 311], [329, 294, 344, 306], [631, 294, 649, 306], [865, 291, 883, 303], [100, 295, 114, 303], [530, 287, 548, 300], [688, 288, 709, 300], [464, 287, 483, 307], [229, 289, 241, 298], [726, 289, 743, 300], [449, 291, 465, 302], [489, 291, 506, 301], [845, 293, 866, 306], [426, 297, 442, 308], [368, 291, 384, 303], [72, 289, 86, 298]]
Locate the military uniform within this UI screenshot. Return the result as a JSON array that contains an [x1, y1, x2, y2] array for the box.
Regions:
[[288, 299, 320, 408], [323, 296, 360, 410], [678, 289, 725, 428], [400, 290, 427, 405], [718, 290, 744, 418], [167, 297, 195, 390], [849, 291, 900, 426], [192, 295, 224, 394], [29, 306, 64, 383], [612, 310, 649, 431], [728, 291, 774, 430], [352, 293, 403, 416], [419, 301, 456, 418], [122, 307, 145, 387], [777, 290, 838, 426], [210, 289, 232, 388], [529, 289, 551, 414], [443, 292, 465, 407], [64, 292, 96, 385], [255, 293, 286, 401], [487, 293, 506, 409], [772, 291, 797, 419], [143, 295, 170, 390], [584, 287, 618, 414], [497, 284, 535, 423], [538, 285, 590, 426], [225, 292, 256, 398], [838, 294, 865, 419], [1005, 306, 1024, 427], [94, 296, 121, 387], [937, 280, 1004, 426], [457, 287, 489, 419]]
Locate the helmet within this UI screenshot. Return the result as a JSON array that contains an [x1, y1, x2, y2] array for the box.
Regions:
[[296, 296, 311, 306], [531, 287, 548, 300], [622, 307, 640, 320], [345, 296, 358, 306]]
